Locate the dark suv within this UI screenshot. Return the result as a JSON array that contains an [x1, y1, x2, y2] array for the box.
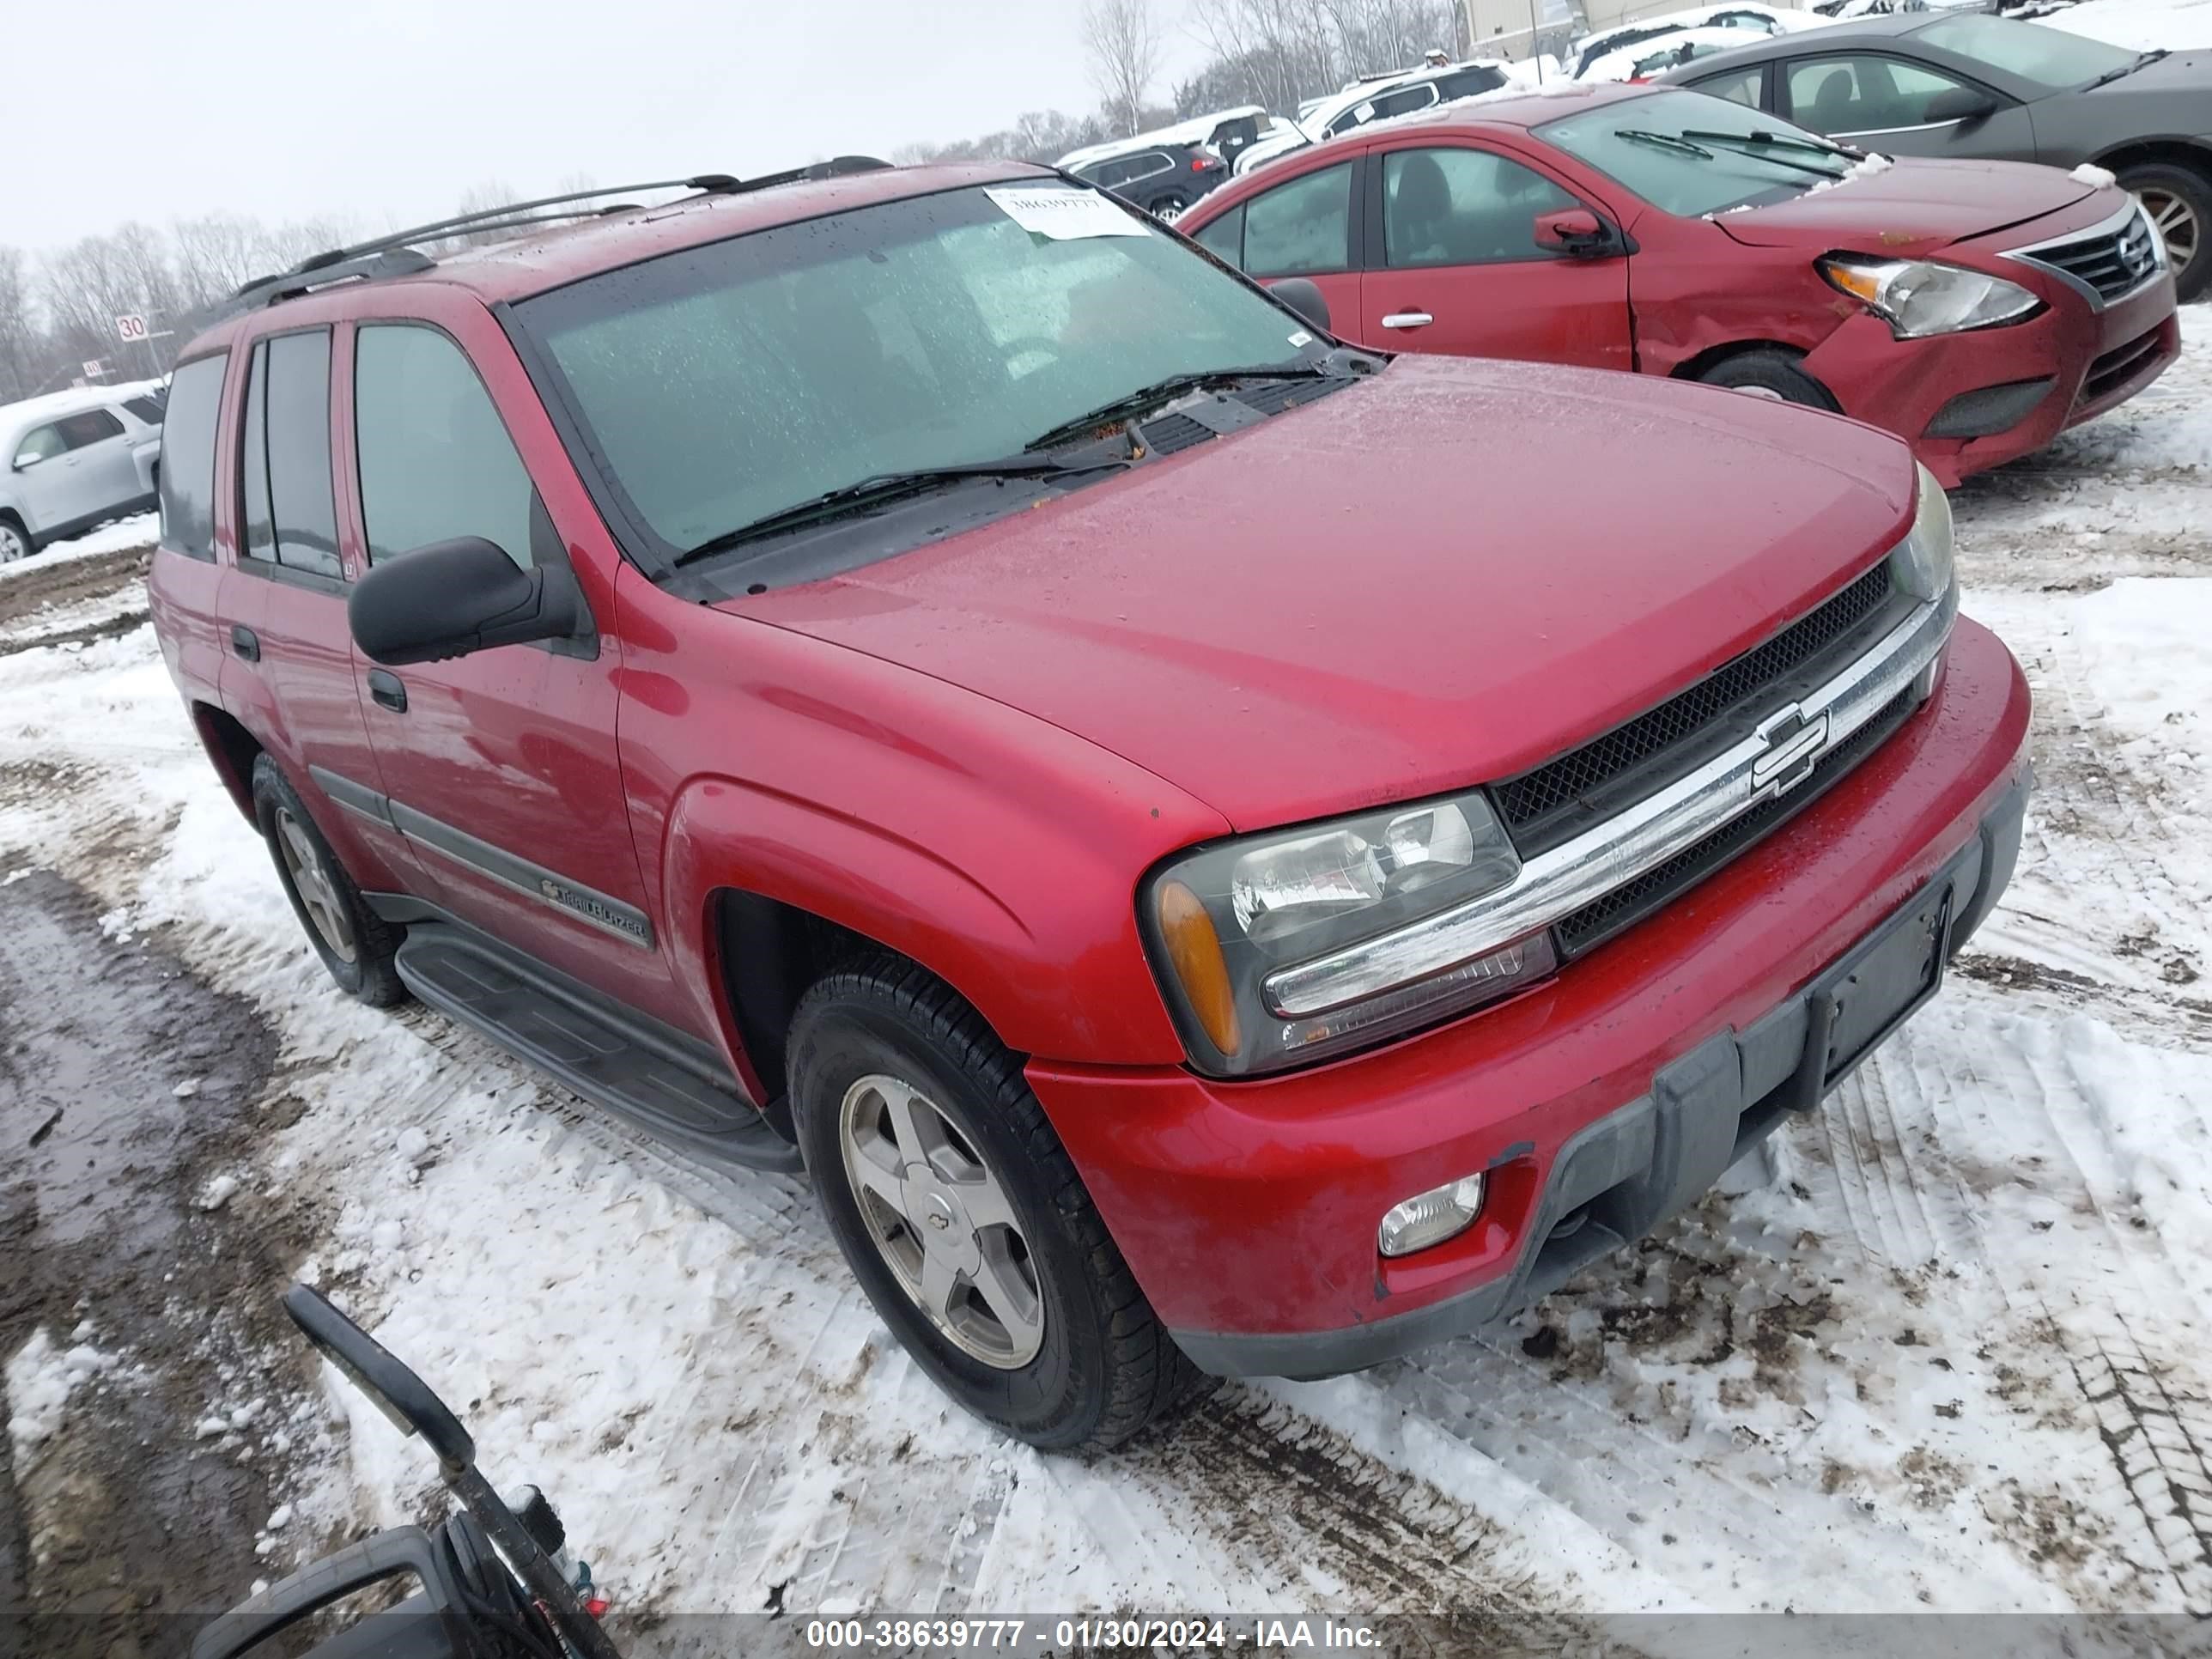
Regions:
[[149, 164, 2028, 1451], [1068, 141, 1230, 218]]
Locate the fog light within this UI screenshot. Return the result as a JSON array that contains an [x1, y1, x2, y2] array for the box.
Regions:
[[1378, 1173, 1486, 1258]]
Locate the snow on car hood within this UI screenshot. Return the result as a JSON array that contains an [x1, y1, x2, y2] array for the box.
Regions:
[[734, 356, 1916, 832], [1714, 156, 2100, 258]]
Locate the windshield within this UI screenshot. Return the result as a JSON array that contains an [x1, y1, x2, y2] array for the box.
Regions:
[[1914, 15, 2137, 90], [1537, 88, 1849, 218], [512, 184, 1318, 565]]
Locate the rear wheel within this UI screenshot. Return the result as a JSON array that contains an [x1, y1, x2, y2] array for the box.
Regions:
[[1153, 192, 1189, 222], [1697, 349, 1840, 412], [787, 957, 1212, 1451], [0, 516, 28, 565], [252, 755, 407, 1006], [2118, 161, 2209, 303]]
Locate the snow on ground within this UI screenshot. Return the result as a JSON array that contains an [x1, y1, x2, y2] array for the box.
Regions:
[[5, 1328, 118, 1467], [0, 511, 156, 585], [4, 310, 2212, 1641], [2055, 0, 2212, 48]]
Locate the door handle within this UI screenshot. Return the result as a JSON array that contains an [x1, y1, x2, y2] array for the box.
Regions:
[[368, 670, 407, 713], [229, 624, 260, 662], [1381, 311, 1434, 330]]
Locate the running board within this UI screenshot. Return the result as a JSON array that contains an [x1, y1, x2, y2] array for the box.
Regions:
[[393, 922, 805, 1174]]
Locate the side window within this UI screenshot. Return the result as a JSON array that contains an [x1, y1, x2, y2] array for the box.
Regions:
[[355, 325, 535, 568], [1243, 162, 1353, 278], [1435, 67, 1508, 100], [57, 409, 125, 449], [123, 395, 167, 426], [1786, 55, 1975, 134], [1383, 147, 1577, 268], [12, 424, 66, 466], [237, 331, 342, 578], [1690, 65, 1766, 108], [1193, 202, 1246, 268], [156, 354, 228, 562]]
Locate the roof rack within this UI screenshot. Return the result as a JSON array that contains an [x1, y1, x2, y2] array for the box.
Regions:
[[224, 158, 894, 313]]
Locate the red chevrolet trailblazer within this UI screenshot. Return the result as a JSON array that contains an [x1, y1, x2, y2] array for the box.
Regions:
[[1180, 82, 2180, 484], [148, 159, 2029, 1450]]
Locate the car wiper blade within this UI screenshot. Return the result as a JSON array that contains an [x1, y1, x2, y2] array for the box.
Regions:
[[1675, 129, 1851, 179], [674, 455, 1115, 566], [1021, 363, 1328, 453], [2090, 46, 2167, 87], [1680, 127, 1856, 170], [1614, 127, 1715, 160]]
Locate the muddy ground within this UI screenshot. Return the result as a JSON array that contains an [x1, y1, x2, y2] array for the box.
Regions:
[[0, 872, 310, 1657]]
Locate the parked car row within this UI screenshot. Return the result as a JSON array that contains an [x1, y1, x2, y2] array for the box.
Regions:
[[0, 380, 165, 563], [153, 155, 2039, 1452], [1179, 60, 2184, 481]]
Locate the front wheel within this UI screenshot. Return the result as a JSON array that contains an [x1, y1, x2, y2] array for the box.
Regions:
[[2118, 162, 2209, 303], [1697, 349, 1840, 412], [787, 957, 1211, 1451], [0, 516, 29, 565]]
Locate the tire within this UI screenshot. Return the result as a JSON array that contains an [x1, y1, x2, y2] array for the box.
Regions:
[[0, 514, 30, 565], [787, 956, 1212, 1452], [1153, 192, 1189, 222], [251, 754, 407, 1006], [2117, 161, 2210, 304], [1696, 349, 1840, 413]]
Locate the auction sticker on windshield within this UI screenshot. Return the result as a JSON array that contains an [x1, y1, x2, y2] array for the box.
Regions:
[[985, 185, 1151, 240]]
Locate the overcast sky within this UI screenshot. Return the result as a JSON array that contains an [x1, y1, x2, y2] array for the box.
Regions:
[[15, 0, 1213, 252]]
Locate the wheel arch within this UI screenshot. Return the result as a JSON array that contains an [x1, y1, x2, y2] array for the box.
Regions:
[[1668, 337, 1813, 382], [2091, 137, 2212, 179], [191, 702, 264, 823]]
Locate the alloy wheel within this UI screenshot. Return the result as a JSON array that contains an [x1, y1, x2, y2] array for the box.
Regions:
[[2139, 186, 2201, 279], [275, 807, 357, 963], [837, 1072, 1043, 1369], [0, 523, 26, 564]]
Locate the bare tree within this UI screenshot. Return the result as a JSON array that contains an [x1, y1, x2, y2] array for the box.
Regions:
[[0, 247, 38, 404], [1083, 0, 1165, 137]]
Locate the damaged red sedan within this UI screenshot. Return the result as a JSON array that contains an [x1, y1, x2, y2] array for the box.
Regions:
[[1182, 82, 2181, 483]]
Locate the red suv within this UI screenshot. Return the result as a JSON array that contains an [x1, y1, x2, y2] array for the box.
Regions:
[[1178, 82, 2180, 484], [148, 162, 2030, 1451]]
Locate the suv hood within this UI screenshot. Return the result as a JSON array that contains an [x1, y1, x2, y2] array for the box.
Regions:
[[734, 356, 1914, 833], [1715, 157, 2097, 259]]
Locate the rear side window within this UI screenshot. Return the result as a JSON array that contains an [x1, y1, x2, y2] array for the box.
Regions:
[[157, 355, 228, 562], [1690, 64, 1766, 107], [238, 331, 342, 579], [1435, 67, 1508, 100], [355, 325, 535, 568], [1243, 162, 1353, 277], [57, 409, 125, 449], [1193, 202, 1246, 267], [122, 394, 166, 426]]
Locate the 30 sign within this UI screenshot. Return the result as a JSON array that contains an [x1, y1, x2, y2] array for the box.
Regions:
[[115, 313, 149, 342]]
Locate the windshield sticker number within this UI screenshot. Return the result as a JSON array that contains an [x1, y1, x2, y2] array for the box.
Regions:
[[1287, 330, 1314, 348], [986, 186, 1152, 240]]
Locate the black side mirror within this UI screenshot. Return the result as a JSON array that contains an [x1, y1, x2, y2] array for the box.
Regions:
[[349, 537, 586, 666], [1269, 276, 1331, 334], [1924, 87, 1997, 125]]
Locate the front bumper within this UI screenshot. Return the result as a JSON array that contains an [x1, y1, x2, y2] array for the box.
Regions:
[[1804, 267, 2179, 486], [1030, 619, 2032, 1377]]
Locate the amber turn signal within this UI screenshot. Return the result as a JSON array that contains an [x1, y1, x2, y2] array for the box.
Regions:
[[1155, 878, 1242, 1058]]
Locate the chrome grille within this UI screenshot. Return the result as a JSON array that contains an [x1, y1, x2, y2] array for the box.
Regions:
[[1493, 561, 1903, 856], [2013, 208, 2161, 304]]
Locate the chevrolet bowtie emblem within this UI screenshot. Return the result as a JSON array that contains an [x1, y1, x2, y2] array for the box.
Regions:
[[1752, 704, 1831, 799]]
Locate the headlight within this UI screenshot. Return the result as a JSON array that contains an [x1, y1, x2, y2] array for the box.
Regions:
[[1819, 254, 2040, 339], [1142, 792, 1555, 1075], [1890, 461, 1954, 602]]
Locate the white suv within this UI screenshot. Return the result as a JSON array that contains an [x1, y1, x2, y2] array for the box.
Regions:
[[0, 384, 165, 563]]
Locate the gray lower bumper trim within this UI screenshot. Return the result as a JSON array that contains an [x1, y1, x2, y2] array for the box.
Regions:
[[1170, 772, 2028, 1382]]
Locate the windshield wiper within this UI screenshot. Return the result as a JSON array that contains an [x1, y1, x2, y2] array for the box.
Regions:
[[1614, 127, 1715, 160], [2089, 48, 2166, 88], [1020, 362, 1329, 453], [1674, 130, 1851, 179], [673, 454, 1121, 567], [1680, 127, 1856, 172]]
